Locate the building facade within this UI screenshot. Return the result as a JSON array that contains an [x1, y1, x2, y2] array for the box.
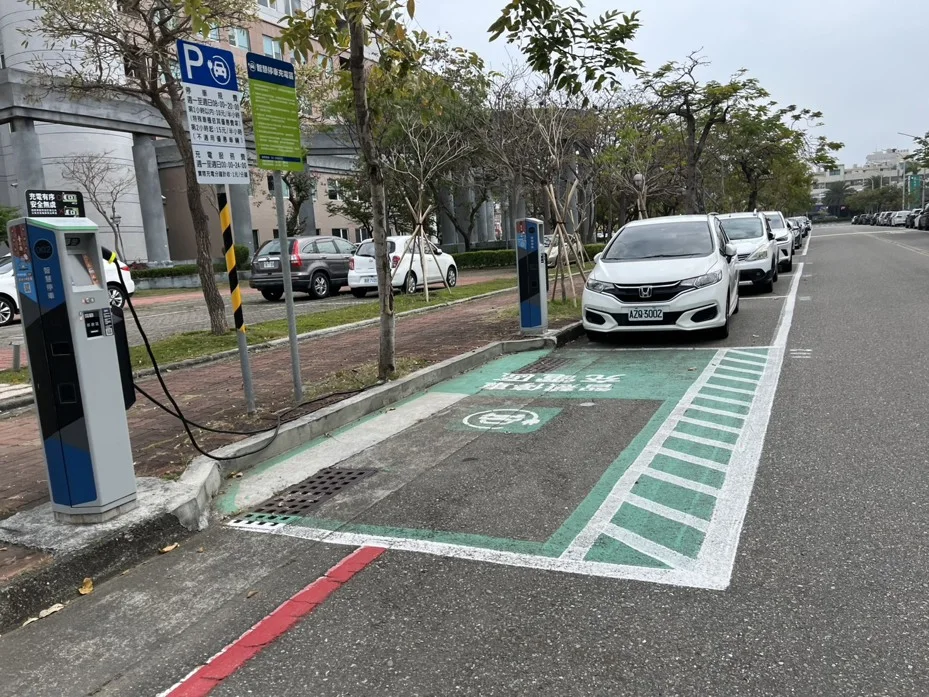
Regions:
[[812, 148, 910, 202]]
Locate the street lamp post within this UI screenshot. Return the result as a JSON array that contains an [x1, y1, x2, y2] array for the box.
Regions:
[[113, 214, 122, 259], [632, 172, 645, 220]]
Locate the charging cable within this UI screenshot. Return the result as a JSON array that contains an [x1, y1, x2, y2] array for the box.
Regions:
[[102, 248, 363, 461]]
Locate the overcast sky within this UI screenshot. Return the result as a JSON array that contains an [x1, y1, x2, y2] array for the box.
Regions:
[[415, 0, 927, 166]]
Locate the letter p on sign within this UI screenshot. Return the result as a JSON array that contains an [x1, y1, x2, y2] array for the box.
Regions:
[[182, 43, 203, 80]]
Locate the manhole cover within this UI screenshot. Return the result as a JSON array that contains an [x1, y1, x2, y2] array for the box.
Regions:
[[252, 467, 375, 516], [520, 356, 570, 374]]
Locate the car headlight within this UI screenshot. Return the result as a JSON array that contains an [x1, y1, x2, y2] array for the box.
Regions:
[[681, 270, 723, 288], [747, 244, 768, 261], [586, 277, 614, 293]]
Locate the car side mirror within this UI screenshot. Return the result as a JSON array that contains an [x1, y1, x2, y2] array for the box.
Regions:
[[767, 231, 774, 241], [434, 248, 443, 255], [724, 243, 736, 259], [594, 252, 602, 263]]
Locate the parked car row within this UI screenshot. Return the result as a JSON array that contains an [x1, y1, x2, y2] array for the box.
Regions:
[[582, 210, 799, 341], [0, 253, 135, 327], [250, 235, 458, 302], [852, 209, 929, 228]]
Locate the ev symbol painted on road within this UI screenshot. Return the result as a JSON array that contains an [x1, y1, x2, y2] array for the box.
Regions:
[[463, 409, 540, 431]]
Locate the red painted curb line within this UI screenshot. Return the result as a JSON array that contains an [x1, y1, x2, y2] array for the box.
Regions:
[[162, 546, 386, 697]]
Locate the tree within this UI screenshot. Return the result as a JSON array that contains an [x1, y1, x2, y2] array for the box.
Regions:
[[822, 181, 854, 216], [56, 151, 136, 259], [641, 53, 765, 214], [846, 186, 901, 214], [27, 0, 255, 335], [0, 206, 20, 246], [327, 164, 415, 237]]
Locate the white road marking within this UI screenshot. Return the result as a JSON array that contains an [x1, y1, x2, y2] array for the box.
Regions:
[[642, 467, 722, 496], [728, 349, 770, 360], [739, 295, 789, 300], [720, 357, 767, 368], [704, 383, 756, 396], [868, 235, 929, 259], [695, 393, 753, 407], [601, 523, 699, 571], [802, 234, 811, 256], [685, 404, 747, 421], [708, 373, 759, 385], [666, 430, 734, 451], [625, 493, 711, 533], [656, 447, 729, 473], [676, 416, 742, 435]]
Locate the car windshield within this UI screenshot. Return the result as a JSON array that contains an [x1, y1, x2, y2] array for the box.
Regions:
[[720, 217, 764, 240], [356, 240, 396, 257], [764, 215, 785, 229], [257, 240, 296, 256], [603, 221, 713, 261], [0, 258, 11, 275]]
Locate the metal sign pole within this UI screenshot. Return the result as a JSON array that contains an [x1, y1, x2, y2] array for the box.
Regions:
[[274, 169, 303, 402], [219, 185, 256, 413]]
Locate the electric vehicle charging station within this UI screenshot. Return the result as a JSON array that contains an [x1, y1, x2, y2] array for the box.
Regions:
[[9, 191, 137, 523], [515, 218, 548, 335]]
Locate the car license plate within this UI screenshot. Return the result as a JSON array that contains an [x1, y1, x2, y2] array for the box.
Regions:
[[363, 276, 376, 284], [629, 308, 663, 321], [262, 261, 276, 269]]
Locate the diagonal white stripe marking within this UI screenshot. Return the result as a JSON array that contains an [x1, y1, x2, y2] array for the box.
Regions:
[[626, 493, 710, 533], [719, 356, 767, 368], [601, 523, 698, 571], [642, 467, 721, 496], [656, 447, 729, 473], [667, 430, 734, 450], [695, 393, 752, 407], [676, 416, 741, 435], [716, 363, 764, 376], [705, 382, 756, 396], [728, 349, 770, 359], [686, 404, 747, 421], [708, 373, 760, 385]]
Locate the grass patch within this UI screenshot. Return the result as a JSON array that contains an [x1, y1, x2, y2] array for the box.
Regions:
[[495, 299, 582, 325], [128, 277, 517, 369], [132, 288, 202, 299], [0, 368, 30, 385]]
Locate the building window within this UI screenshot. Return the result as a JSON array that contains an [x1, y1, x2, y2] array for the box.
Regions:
[[266, 174, 290, 197], [263, 35, 282, 59], [229, 27, 250, 50], [204, 25, 220, 41], [258, 0, 279, 9], [327, 179, 343, 201], [0, 54, 6, 69], [273, 228, 279, 239], [315, 228, 321, 235], [332, 228, 349, 239], [251, 229, 260, 251]]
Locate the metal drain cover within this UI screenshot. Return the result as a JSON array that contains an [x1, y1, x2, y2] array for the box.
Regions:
[[252, 467, 375, 516], [520, 356, 570, 374]]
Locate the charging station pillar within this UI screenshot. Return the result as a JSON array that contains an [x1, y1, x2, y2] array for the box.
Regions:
[[9, 190, 137, 524], [515, 217, 548, 335]]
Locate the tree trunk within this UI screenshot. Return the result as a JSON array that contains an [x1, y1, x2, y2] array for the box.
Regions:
[[684, 159, 700, 214], [172, 113, 228, 335], [747, 187, 759, 212], [349, 16, 395, 380]]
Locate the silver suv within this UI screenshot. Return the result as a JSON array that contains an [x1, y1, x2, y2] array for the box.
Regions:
[[250, 235, 355, 301]]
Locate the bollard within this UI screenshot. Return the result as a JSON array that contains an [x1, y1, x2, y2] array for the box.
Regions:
[[12, 342, 21, 372]]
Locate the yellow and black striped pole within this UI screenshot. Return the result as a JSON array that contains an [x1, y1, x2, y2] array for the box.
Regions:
[[218, 187, 255, 413]]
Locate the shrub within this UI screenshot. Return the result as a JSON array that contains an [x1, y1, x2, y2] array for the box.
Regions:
[[453, 249, 516, 269], [584, 243, 605, 258], [234, 244, 250, 267]]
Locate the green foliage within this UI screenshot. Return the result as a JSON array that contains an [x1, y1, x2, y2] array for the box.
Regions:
[[488, 1, 642, 98], [846, 186, 902, 214], [233, 244, 251, 267], [0, 205, 20, 245], [584, 244, 605, 258], [132, 264, 201, 279], [453, 249, 516, 269], [821, 181, 854, 215]]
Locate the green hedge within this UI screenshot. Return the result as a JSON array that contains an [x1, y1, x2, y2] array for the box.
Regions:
[[453, 249, 516, 269], [132, 258, 252, 279], [585, 243, 605, 257]]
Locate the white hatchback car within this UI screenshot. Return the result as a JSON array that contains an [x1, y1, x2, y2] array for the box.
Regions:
[[0, 253, 135, 327], [717, 212, 778, 293], [762, 211, 794, 272], [347, 235, 458, 297], [583, 215, 739, 340]]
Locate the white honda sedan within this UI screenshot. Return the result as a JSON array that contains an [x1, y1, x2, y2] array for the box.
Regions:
[[583, 215, 739, 340]]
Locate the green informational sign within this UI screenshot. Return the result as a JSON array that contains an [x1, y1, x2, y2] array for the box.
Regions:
[[910, 175, 922, 193], [246, 52, 303, 172]]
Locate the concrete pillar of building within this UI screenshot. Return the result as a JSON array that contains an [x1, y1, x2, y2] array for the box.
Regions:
[[438, 185, 455, 246], [10, 118, 46, 200], [228, 183, 255, 253], [298, 196, 317, 236], [483, 200, 495, 241], [131, 133, 170, 263]]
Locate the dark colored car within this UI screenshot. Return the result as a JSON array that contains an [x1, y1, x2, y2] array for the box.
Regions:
[[917, 207, 929, 230], [250, 235, 355, 301]]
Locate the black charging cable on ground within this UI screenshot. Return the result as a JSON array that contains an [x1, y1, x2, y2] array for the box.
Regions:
[[102, 248, 364, 462]]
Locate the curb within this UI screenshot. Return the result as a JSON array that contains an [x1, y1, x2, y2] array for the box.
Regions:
[[0, 285, 518, 414], [0, 320, 580, 631]]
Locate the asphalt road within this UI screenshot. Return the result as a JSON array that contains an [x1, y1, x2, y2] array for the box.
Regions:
[[4, 224, 929, 696], [0, 268, 513, 347]]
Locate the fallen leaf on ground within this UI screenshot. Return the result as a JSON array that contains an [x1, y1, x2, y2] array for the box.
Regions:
[[121, 569, 131, 576], [159, 543, 179, 554], [229, 471, 243, 479], [246, 590, 259, 599], [78, 578, 93, 595], [38, 603, 65, 619], [197, 547, 205, 553], [22, 617, 38, 627]]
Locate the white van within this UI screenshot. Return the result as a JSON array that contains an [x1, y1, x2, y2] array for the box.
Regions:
[[347, 235, 458, 297]]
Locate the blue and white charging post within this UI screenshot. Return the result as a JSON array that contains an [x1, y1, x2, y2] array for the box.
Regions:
[[9, 191, 137, 523], [515, 217, 548, 335]]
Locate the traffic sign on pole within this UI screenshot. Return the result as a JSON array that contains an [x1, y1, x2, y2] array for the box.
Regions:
[[246, 52, 304, 402], [176, 39, 249, 184], [246, 53, 304, 172]]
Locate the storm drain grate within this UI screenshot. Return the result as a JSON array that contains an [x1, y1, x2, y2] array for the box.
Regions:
[[520, 356, 571, 374], [251, 467, 376, 517]]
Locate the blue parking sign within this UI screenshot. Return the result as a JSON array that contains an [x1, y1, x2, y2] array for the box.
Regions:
[[177, 39, 239, 92]]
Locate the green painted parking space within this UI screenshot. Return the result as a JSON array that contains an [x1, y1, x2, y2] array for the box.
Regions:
[[228, 343, 780, 589]]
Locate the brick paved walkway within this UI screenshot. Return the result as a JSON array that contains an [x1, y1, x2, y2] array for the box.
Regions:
[[0, 286, 579, 521]]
